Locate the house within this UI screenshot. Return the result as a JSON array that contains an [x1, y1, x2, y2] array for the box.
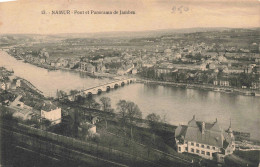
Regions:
[[40, 58, 46, 64], [59, 59, 69, 67], [117, 68, 125, 75], [251, 82, 260, 90], [1, 82, 6, 90], [132, 68, 138, 74], [80, 62, 88, 71], [91, 116, 99, 124], [78, 122, 97, 138], [50, 62, 56, 67], [175, 116, 235, 162], [219, 81, 230, 87], [200, 63, 207, 71], [213, 80, 218, 86], [41, 102, 61, 124], [69, 60, 79, 69], [13, 109, 34, 120], [213, 80, 230, 87], [16, 79, 21, 87], [5, 82, 11, 89], [87, 64, 96, 73], [0, 82, 11, 90]]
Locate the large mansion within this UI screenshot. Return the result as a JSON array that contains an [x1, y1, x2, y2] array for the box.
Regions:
[[175, 116, 235, 161]]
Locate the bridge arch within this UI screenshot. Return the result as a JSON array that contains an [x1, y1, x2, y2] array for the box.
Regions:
[[106, 86, 111, 91], [114, 83, 119, 88], [87, 92, 92, 97], [97, 89, 102, 94]]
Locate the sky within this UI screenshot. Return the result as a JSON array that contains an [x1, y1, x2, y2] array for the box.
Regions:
[[0, 0, 259, 34]]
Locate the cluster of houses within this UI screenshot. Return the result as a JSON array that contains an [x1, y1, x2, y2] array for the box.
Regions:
[[3, 92, 98, 137], [0, 71, 21, 91]]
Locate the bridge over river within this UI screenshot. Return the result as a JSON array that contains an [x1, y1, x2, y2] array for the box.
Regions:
[[66, 77, 137, 99]]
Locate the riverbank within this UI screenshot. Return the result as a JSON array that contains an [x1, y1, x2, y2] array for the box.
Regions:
[[137, 78, 260, 97], [8, 51, 119, 80]]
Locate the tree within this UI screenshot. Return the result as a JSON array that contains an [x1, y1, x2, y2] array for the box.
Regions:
[[126, 101, 142, 139], [100, 97, 112, 128], [56, 90, 67, 99], [76, 95, 85, 105], [85, 97, 98, 109], [146, 113, 161, 144], [70, 89, 79, 95], [100, 97, 111, 112], [73, 109, 81, 137], [116, 100, 128, 136], [62, 115, 74, 136], [146, 113, 161, 129]]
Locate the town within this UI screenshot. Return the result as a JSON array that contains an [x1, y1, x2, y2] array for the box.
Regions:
[[3, 28, 260, 96], [0, 27, 260, 167]]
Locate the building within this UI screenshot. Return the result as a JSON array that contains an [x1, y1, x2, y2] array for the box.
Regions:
[[80, 62, 88, 71], [213, 80, 230, 87], [78, 122, 97, 138], [132, 68, 138, 74], [16, 79, 21, 87], [41, 102, 61, 124], [175, 116, 235, 162], [1, 82, 6, 90], [219, 81, 230, 87], [87, 64, 96, 73]]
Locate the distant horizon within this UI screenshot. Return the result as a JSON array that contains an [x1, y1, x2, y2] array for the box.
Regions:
[[1, 26, 260, 36]]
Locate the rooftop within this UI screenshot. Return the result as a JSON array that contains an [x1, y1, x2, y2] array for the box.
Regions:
[[175, 116, 232, 148]]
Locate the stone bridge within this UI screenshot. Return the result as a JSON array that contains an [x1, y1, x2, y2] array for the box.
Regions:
[[67, 78, 136, 99]]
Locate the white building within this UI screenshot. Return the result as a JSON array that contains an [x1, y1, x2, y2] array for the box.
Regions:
[[78, 122, 97, 138], [175, 116, 235, 162], [41, 102, 61, 124], [16, 79, 21, 87], [1, 82, 6, 90]]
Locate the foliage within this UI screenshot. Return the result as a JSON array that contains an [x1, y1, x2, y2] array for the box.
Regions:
[[146, 113, 161, 129], [116, 100, 128, 122], [233, 150, 260, 165], [85, 97, 101, 110], [56, 90, 67, 99], [100, 97, 111, 112]]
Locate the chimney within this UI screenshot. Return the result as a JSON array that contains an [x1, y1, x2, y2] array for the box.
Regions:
[[202, 122, 205, 135], [193, 115, 195, 120]]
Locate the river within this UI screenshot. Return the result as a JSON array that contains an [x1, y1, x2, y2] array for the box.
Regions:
[[0, 51, 112, 97], [0, 51, 259, 140]]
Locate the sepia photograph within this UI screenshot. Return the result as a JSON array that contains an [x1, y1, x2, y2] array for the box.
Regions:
[[0, 0, 259, 166]]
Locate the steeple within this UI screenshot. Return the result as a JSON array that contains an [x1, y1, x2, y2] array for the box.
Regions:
[[227, 118, 233, 133], [188, 115, 197, 127]]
